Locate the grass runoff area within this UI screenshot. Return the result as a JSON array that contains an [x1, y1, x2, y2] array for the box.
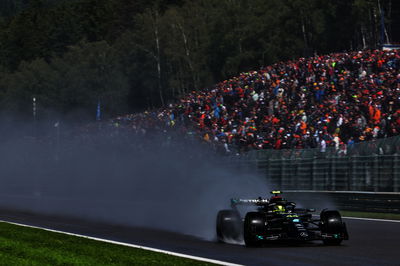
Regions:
[[0, 222, 214, 266]]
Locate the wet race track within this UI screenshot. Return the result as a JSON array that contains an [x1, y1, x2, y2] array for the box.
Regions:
[[0, 209, 399, 266]]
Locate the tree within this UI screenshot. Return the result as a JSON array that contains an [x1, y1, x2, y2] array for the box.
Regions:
[[134, 5, 167, 107], [0, 40, 129, 116]]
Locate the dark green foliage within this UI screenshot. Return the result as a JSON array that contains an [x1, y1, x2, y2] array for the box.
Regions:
[[0, 0, 398, 119], [0, 40, 129, 116]]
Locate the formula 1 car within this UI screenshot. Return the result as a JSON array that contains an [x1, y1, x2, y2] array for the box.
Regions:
[[216, 191, 349, 247]]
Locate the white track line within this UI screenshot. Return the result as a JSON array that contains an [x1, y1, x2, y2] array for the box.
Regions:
[[0, 220, 243, 266], [342, 216, 400, 223]]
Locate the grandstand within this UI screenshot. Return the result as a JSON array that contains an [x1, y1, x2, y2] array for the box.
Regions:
[[111, 49, 400, 156]]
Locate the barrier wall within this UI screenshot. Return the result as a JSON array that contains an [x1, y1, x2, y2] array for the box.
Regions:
[[284, 191, 400, 214]]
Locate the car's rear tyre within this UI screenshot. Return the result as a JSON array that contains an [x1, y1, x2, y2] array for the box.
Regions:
[[320, 210, 345, 245], [216, 210, 241, 243], [244, 212, 266, 247]]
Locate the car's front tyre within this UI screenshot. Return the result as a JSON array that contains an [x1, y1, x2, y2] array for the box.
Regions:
[[320, 210, 347, 245]]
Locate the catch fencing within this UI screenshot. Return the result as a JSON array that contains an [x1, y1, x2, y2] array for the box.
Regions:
[[235, 136, 400, 192]]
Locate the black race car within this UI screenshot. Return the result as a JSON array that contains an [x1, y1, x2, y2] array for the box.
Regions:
[[216, 191, 349, 247]]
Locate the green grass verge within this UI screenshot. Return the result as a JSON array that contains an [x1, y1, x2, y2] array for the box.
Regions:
[[340, 211, 400, 220], [0, 222, 215, 266]]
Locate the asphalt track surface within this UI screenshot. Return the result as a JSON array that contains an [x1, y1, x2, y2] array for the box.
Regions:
[[0, 209, 399, 266]]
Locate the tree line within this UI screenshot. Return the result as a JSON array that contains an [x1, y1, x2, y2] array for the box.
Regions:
[[0, 0, 398, 120]]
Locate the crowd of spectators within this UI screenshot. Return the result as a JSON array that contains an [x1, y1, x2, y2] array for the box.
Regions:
[[111, 49, 400, 155]]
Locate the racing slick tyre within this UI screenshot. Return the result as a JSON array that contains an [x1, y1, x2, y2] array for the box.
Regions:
[[216, 210, 242, 243], [320, 210, 346, 245], [244, 212, 266, 247]]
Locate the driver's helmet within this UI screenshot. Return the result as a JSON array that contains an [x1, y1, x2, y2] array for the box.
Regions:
[[273, 204, 286, 213]]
